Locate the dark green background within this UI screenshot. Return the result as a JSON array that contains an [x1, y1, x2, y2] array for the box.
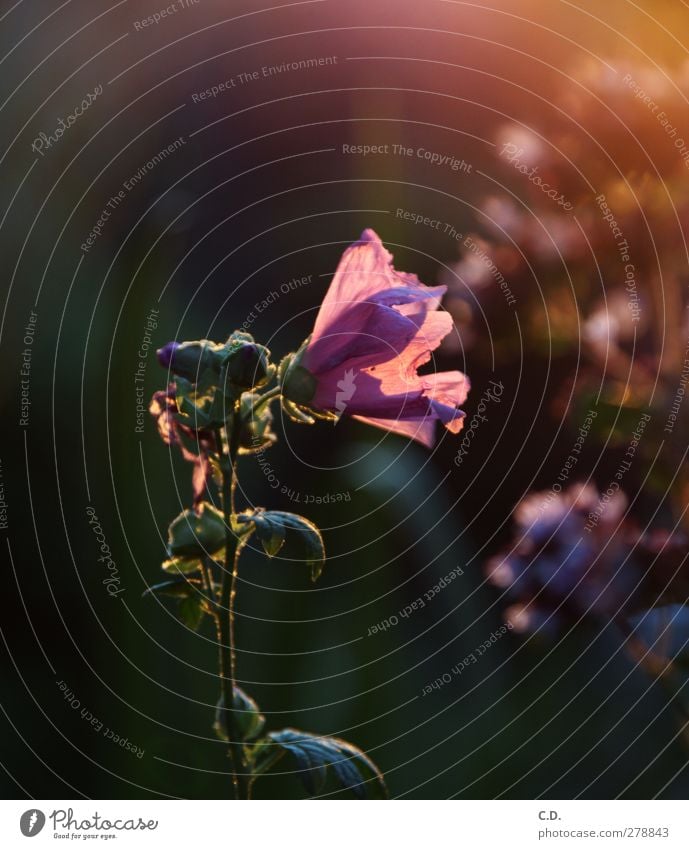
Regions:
[[1, 0, 687, 798]]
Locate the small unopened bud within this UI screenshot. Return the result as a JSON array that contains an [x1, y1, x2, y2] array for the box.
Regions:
[[238, 393, 276, 453], [224, 341, 271, 390], [157, 340, 222, 382]]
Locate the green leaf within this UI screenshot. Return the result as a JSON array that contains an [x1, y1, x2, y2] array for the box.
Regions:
[[214, 688, 266, 742], [178, 595, 204, 630], [252, 728, 387, 799], [247, 510, 325, 581], [176, 392, 210, 429], [144, 575, 211, 629], [142, 577, 201, 598], [256, 519, 285, 557], [174, 367, 237, 429], [167, 503, 227, 559]]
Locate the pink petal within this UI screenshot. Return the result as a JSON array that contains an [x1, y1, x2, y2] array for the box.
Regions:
[[304, 299, 417, 375], [370, 284, 446, 315], [310, 306, 461, 426], [349, 371, 468, 445], [309, 307, 454, 396], [422, 370, 471, 409], [309, 230, 446, 365], [318, 365, 466, 426]]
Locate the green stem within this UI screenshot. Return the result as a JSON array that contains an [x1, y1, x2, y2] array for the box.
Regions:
[[251, 386, 281, 414], [199, 556, 216, 604], [215, 412, 250, 800], [211, 383, 281, 798]]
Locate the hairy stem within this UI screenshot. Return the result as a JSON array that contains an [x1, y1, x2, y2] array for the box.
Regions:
[[199, 556, 216, 604], [216, 412, 250, 800], [250, 386, 281, 415]]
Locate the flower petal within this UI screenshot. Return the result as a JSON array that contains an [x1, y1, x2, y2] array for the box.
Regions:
[[422, 371, 471, 432], [319, 365, 466, 434], [308, 229, 446, 370], [298, 229, 469, 446], [304, 299, 416, 375]]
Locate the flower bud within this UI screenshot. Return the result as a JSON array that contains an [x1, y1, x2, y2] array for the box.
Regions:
[[167, 503, 226, 558], [157, 340, 222, 382], [223, 340, 271, 390], [214, 688, 265, 742], [238, 393, 276, 453]]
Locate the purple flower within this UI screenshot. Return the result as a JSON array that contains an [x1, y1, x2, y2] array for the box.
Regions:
[[288, 229, 470, 447]]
